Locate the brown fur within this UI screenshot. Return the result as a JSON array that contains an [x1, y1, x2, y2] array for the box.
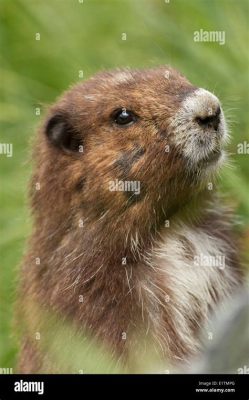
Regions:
[[17, 67, 242, 373]]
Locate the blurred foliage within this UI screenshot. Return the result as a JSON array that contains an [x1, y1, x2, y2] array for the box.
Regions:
[[0, 0, 248, 370], [191, 288, 249, 374], [19, 301, 170, 373]]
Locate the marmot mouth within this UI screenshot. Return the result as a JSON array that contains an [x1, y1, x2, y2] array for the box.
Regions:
[[198, 149, 222, 166]]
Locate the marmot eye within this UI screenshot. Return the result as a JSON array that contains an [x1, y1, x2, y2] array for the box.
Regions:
[[113, 109, 136, 126]]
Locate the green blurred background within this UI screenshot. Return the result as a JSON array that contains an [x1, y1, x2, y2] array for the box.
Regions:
[[0, 0, 248, 369]]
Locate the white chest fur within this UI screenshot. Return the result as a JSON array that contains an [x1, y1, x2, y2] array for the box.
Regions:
[[144, 224, 238, 362]]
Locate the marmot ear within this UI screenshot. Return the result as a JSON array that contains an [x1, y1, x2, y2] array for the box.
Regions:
[[45, 113, 83, 153]]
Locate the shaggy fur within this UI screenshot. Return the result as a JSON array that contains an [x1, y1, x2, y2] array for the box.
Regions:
[[17, 66, 242, 373]]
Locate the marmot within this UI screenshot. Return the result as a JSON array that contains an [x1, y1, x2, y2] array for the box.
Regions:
[[17, 66, 243, 373]]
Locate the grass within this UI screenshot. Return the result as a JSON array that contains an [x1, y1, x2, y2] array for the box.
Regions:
[[0, 0, 248, 370]]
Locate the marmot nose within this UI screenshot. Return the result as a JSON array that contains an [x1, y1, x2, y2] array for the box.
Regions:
[[195, 105, 221, 131], [184, 88, 222, 132]]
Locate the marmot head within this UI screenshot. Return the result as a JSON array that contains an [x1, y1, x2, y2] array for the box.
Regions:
[[34, 67, 228, 232]]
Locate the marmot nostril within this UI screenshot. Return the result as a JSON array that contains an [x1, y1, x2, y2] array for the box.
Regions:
[[196, 105, 221, 131]]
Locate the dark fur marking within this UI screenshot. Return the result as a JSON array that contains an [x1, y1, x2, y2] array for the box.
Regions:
[[178, 235, 195, 261], [124, 187, 145, 207], [175, 86, 197, 101], [75, 178, 86, 191], [114, 145, 145, 176]]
